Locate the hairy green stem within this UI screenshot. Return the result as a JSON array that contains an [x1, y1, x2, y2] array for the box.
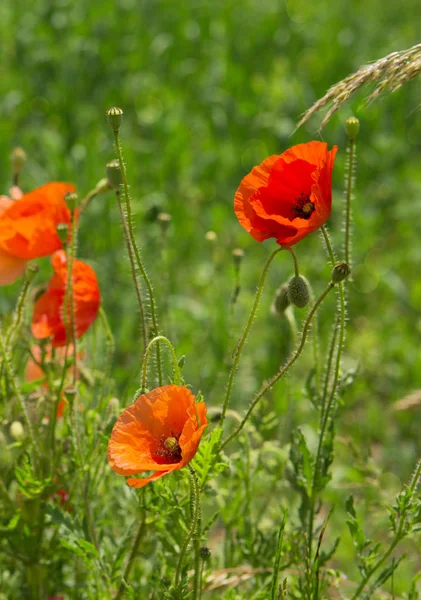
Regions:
[[114, 515, 147, 600], [220, 247, 283, 429], [175, 466, 200, 587], [141, 335, 181, 391], [112, 130, 162, 385], [344, 138, 356, 267], [98, 307, 115, 407], [221, 282, 335, 450], [284, 245, 299, 277], [115, 190, 148, 355]]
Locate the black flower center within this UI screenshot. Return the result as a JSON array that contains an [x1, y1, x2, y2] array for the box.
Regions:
[[154, 432, 182, 464], [292, 193, 315, 220]]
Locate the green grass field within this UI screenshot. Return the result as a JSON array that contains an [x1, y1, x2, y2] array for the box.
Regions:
[[1, 1, 421, 598]]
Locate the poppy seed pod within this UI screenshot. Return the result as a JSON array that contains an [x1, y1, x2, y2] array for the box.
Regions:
[[287, 275, 310, 308], [232, 248, 244, 268], [272, 283, 290, 315], [200, 547, 211, 562], [332, 262, 351, 283], [345, 117, 360, 141], [56, 223, 69, 245], [157, 212, 172, 234], [25, 264, 39, 282], [106, 159, 123, 189], [65, 192, 78, 211], [106, 107, 124, 133], [11, 147, 27, 175]]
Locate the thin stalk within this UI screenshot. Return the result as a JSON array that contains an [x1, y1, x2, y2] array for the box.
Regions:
[[284, 245, 300, 277], [351, 459, 421, 599], [98, 307, 115, 407], [220, 247, 283, 429], [140, 335, 181, 391], [344, 138, 356, 267], [270, 511, 288, 600], [115, 189, 148, 354], [221, 282, 335, 449], [68, 209, 78, 387], [114, 515, 147, 600], [0, 330, 39, 464], [5, 273, 32, 350], [112, 131, 162, 385], [175, 466, 200, 587]]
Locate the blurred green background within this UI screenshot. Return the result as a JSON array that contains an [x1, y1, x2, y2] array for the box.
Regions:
[[1, 0, 421, 585]]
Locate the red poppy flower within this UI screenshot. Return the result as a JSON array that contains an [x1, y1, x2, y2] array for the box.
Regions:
[[234, 141, 338, 247], [31, 250, 100, 347], [0, 182, 75, 285], [108, 385, 208, 488]]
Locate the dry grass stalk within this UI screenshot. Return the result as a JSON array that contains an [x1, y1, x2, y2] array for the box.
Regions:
[[297, 43, 421, 130]]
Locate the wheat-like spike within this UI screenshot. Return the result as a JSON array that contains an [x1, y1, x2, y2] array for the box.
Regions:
[[297, 43, 421, 130]]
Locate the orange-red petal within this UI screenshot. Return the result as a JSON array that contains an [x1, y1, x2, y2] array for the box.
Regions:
[[0, 182, 75, 259]]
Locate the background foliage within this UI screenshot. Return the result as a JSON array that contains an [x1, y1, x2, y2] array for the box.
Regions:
[[1, 0, 421, 597]]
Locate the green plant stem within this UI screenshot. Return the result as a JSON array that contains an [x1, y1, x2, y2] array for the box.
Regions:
[[284, 245, 300, 277], [114, 515, 147, 600], [221, 282, 335, 450], [68, 209, 78, 387], [344, 138, 356, 267], [98, 307, 115, 407], [351, 459, 421, 599], [220, 247, 283, 430], [175, 466, 200, 587], [115, 190, 148, 355], [270, 511, 288, 600], [140, 335, 181, 391], [112, 131, 162, 385]]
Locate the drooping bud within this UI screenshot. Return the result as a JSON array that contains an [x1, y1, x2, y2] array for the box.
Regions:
[[345, 117, 360, 141], [106, 107, 124, 133], [56, 223, 69, 245], [331, 262, 351, 283], [65, 192, 79, 212], [10, 421, 25, 441], [106, 159, 123, 189], [271, 283, 290, 315], [157, 212, 172, 234], [287, 275, 310, 308], [200, 547, 211, 562], [11, 147, 27, 176], [232, 248, 244, 268]]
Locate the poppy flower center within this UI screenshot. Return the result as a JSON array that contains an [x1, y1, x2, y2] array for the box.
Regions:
[[292, 193, 315, 220], [154, 433, 182, 464]]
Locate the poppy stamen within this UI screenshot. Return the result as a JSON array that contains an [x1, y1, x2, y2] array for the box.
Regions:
[[292, 193, 315, 220], [155, 432, 182, 464]]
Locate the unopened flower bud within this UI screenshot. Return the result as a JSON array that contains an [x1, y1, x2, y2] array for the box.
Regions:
[[271, 283, 290, 315], [65, 192, 79, 211], [106, 107, 124, 133], [232, 248, 244, 268], [10, 421, 25, 441], [345, 117, 360, 141], [331, 262, 351, 283], [25, 264, 39, 282], [287, 275, 310, 308], [106, 159, 123, 189], [200, 547, 211, 562], [56, 223, 69, 245], [205, 231, 217, 242], [157, 212, 172, 233], [11, 147, 27, 175]]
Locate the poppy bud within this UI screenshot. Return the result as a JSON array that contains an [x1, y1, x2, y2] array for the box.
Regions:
[[106, 106, 124, 133], [56, 223, 69, 245], [205, 231, 217, 242], [10, 421, 25, 441], [65, 192, 79, 211], [287, 276, 310, 308], [157, 212, 172, 234], [11, 147, 27, 175], [232, 248, 244, 268], [200, 547, 211, 562], [106, 159, 123, 189], [345, 117, 360, 141], [271, 283, 290, 315], [331, 261, 351, 283]]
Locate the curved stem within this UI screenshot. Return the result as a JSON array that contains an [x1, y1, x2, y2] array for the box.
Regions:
[[284, 245, 300, 277], [220, 247, 283, 429], [221, 282, 335, 450], [141, 335, 182, 390], [112, 131, 162, 385], [115, 190, 148, 354]]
